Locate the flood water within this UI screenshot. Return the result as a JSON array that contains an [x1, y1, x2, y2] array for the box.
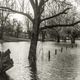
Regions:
[[1, 40, 80, 80]]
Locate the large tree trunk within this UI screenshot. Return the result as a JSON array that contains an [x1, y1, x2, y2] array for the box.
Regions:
[[28, 15, 40, 64], [28, 7, 41, 79], [28, 32, 38, 80], [28, 32, 38, 63], [28, 17, 40, 80]]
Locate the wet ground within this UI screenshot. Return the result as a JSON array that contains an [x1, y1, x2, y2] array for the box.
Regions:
[[0, 40, 80, 80]]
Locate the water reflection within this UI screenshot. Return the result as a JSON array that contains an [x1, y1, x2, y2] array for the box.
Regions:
[[37, 45, 78, 80], [57, 53, 76, 80], [52, 49, 78, 80], [29, 60, 38, 80], [0, 41, 80, 80]]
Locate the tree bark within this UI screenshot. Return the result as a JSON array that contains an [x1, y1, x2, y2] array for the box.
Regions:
[[28, 17, 40, 80], [28, 33, 38, 80], [28, 32, 38, 63], [28, 15, 40, 64]]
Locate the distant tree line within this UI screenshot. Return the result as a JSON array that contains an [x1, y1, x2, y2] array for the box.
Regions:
[[40, 25, 80, 44], [0, 10, 29, 39]]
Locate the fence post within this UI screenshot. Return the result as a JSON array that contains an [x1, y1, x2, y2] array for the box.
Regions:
[[61, 47, 63, 52], [48, 50, 50, 61], [55, 49, 57, 55]]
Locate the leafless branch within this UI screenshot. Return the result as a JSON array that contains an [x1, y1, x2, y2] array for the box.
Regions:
[[40, 21, 80, 30], [5, 12, 10, 21], [29, 0, 35, 11], [39, 0, 49, 9], [0, 6, 33, 22], [41, 7, 71, 22]]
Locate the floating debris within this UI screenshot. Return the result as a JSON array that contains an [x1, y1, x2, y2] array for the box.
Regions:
[[0, 49, 14, 72]]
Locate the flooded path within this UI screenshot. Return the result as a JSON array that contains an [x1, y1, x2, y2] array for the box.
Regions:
[[0, 41, 80, 80]]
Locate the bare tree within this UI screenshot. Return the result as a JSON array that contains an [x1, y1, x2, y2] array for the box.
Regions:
[[0, 0, 80, 66], [45, 1, 77, 43]]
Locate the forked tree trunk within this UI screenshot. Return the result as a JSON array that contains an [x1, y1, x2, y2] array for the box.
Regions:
[[28, 17, 40, 80]]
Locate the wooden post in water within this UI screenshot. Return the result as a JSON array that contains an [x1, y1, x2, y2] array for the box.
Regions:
[[55, 49, 57, 55], [61, 47, 63, 52], [48, 50, 50, 61], [41, 42, 44, 61]]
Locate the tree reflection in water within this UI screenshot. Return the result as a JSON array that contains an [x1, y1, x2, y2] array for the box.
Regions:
[[29, 60, 38, 80]]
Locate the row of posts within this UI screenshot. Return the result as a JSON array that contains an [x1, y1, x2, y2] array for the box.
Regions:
[[40, 43, 77, 62], [47, 44, 77, 61], [46, 47, 64, 61]]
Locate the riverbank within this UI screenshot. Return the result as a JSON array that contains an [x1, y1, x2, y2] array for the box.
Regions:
[[0, 36, 30, 43], [0, 36, 80, 43]]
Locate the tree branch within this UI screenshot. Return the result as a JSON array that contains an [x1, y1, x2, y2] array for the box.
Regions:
[[40, 21, 80, 30], [41, 8, 71, 22], [39, 0, 45, 8], [39, 0, 48, 9], [29, 0, 35, 11], [0, 6, 33, 22], [35, 0, 38, 6]]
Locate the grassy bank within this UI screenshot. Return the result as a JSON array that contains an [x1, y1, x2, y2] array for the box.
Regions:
[[0, 36, 30, 43]]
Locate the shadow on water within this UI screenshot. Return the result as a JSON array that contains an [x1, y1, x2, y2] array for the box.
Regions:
[[29, 60, 39, 80], [0, 72, 12, 80]]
